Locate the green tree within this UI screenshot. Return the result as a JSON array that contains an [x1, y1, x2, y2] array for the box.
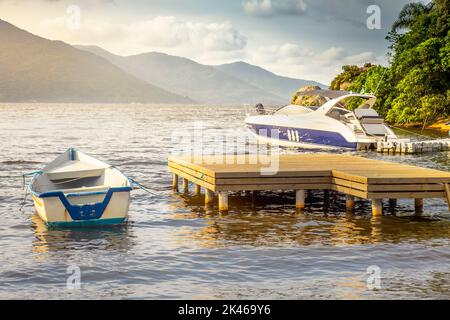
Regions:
[[391, 2, 433, 32], [386, 0, 450, 125], [348, 65, 394, 116], [330, 0, 450, 126], [330, 64, 373, 90]]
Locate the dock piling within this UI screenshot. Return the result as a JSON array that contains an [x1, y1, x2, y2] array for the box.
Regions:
[[445, 183, 450, 211], [389, 199, 397, 207], [172, 173, 178, 191], [195, 184, 201, 196], [205, 189, 214, 205], [218, 191, 229, 212], [323, 190, 330, 212], [295, 190, 305, 210], [182, 178, 189, 193], [414, 198, 423, 215], [388, 198, 397, 214], [371, 199, 383, 217], [345, 195, 355, 212]]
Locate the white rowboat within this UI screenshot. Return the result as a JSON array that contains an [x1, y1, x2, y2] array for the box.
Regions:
[[29, 148, 132, 227]]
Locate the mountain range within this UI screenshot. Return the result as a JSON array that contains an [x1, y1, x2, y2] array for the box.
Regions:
[[0, 18, 326, 104], [0, 19, 191, 103]]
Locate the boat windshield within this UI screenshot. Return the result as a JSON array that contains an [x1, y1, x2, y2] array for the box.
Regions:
[[327, 96, 375, 115], [274, 105, 315, 115], [326, 106, 352, 121]]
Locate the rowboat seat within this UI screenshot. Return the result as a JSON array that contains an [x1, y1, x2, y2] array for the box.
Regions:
[[46, 160, 107, 181], [59, 185, 110, 195]]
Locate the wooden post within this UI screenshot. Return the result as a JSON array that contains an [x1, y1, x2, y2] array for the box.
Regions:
[[444, 183, 450, 211], [251, 190, 257, 203], [182, 178, 189, 193], [205, 189, 214, 205], [218, 191, 229, 212], [414, 198, 423, 214], [371, 199, 383, 217], [324, 190, 330, 212], [345, 195, 355, 212], [388, 198, 397, 214], [295, 190, 305, 210], [172, 173, 179, 191], [324, 190, 330, 202], [195, 184, 201, 196], [389, 199, 397, 207]]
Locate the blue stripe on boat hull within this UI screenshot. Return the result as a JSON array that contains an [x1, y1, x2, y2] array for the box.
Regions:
[[249, 124, 357, 149], [32, 187, 132, 221], [47, 217, 126, 228]]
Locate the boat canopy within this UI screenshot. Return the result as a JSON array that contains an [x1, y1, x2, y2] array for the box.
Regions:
[[316, 93, 376, 114]]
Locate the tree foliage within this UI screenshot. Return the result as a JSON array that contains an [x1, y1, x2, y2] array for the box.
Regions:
[[330, 0, 450, 126], [330, 64, 373, 91]]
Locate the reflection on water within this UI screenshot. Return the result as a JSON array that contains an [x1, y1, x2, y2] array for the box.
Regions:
[[173, 191, 450, 248], [1, 104, 449, 299], [31, 214, 134, 255]]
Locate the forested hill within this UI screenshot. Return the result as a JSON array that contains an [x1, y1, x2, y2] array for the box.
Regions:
[[0, 19, 193, 103], [329, 0, 449, 127]]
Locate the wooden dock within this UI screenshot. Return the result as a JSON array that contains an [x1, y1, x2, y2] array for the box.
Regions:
[[377, 139, 450, 154], [168, 154, 450, 216]]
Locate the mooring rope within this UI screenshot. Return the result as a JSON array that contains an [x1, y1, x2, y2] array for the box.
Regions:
[[21, 170, 42, 190], [19, 187, 29, 212], [126, 177, 161, 196], [110, 165, 162, 196], [18, 171, 41, 212]]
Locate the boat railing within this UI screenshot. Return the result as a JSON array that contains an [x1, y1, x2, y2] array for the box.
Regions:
[[243, 104, 279, 117]]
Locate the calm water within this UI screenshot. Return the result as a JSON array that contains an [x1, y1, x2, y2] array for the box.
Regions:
[[0, 104, 449, 299]]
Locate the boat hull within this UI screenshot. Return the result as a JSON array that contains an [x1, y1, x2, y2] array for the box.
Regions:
[[248, 129, 348, 150], [246, 123, 357, 150], [31, 187, 131, 227], [245, 111, 363, 150]]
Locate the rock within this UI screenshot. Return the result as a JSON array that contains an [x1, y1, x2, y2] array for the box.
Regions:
[[291, 85, 327, 107], [427, 118, 450, 132]]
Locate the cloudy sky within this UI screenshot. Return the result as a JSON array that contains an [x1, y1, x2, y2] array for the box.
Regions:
[[0, 0, 416, 84]]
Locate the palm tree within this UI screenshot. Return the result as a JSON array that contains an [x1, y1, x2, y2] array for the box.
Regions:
[[391, 1, 434, 32]]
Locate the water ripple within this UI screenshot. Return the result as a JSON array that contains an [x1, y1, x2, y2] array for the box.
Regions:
[[0, 104, 449, 299]]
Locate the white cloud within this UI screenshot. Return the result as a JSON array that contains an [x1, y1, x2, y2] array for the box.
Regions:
[[38, 15, 246, 56], [243, 0, 307, 16], [189, 21, 247, 51], [317, 47, 345, 62], [343, 51, 375, 65], [129, 16, 189, 48], [128, 17, 246, 52], [33, 14, 379, 84], [252, 43, 312, 65], [251, 43, 376, 84], [41, 16, 125, 43]]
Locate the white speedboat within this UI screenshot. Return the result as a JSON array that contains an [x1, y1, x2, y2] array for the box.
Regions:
[[245, 90, 408, 150], [29, 148, 132, 227]]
